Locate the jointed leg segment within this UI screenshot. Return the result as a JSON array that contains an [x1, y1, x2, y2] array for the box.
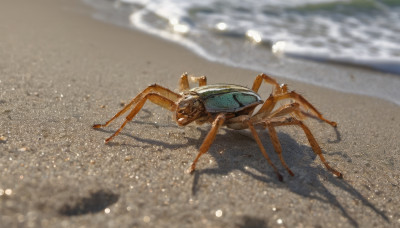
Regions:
[[265, 124, 294, 177], [256, 91, 337, 127], [187, 113, 225, 173], [93, 84, 180, 129], [179, 73, 190, 91], [252, 73, 287, 95], [250, 73, 336, 127], [246, 102, 340, 178], [94, 92, 177, 143], [248, 122, 283, 181], [263, 117, 343, 178], [191, 75, 207, 87]]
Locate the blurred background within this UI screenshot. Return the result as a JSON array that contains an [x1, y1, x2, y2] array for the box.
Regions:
[[84, 0, 400, 105]]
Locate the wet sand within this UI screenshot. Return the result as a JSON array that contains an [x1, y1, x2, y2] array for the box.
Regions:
[[0, 0, 399, 227]]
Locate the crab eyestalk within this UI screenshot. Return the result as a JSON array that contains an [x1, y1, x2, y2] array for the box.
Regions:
[[176, 94, 206, 126]]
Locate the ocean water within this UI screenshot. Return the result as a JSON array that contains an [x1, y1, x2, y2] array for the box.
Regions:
[[83, 0, 400, 105]]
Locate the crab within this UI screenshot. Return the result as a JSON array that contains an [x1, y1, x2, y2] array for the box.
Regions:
[[93, 73, 343, 181]]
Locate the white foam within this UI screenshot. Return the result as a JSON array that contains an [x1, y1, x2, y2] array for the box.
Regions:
[[84, 0, 400, 105], [128, 8, 218, 62]]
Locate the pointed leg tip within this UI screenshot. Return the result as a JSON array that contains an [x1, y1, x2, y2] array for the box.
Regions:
[[186, 165, 196, 174], [328, 167, 343, 179], [93, 124, 102, 129], [186, 167, 195, 175]]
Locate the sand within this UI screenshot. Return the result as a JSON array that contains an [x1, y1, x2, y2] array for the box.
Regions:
[[1, 0, 399, 227]]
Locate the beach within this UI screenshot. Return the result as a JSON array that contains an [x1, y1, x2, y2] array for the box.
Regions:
[[0, 0, 399, 227]]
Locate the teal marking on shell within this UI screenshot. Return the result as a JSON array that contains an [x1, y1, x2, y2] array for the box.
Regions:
[[190, 84, 263, 113]]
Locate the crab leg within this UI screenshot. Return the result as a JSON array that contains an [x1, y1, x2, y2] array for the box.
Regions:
[[226, 103, 301, 130], [93, 84, 180, 129], [248, 122, 283, 181], [187, 113, 225, 173], [253, 103, 302, 176], [191, 75, 207, 87], [252, 103, 301, 124], [256, 91, 337, 127], [265, 124, 294, 176], [102, 93, 177, 143], [179, 73, 190, 91], [179, 73, 207, 92], [251, 73, 287, 96], [263, 117, 343, 178]]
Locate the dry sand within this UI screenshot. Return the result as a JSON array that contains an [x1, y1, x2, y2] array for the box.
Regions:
[[1, 0, 399, 227]]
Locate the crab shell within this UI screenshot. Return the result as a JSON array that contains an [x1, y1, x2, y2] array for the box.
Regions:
[[192, 84, 263, 112], [176, 84, 263, 126]]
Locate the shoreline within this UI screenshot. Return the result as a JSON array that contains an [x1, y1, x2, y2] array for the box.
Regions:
[[83, 0, 400, 106], [1, 0, 399, 227]]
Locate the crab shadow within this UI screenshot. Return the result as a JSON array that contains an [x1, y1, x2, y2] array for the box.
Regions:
[[96, 120, 387, 227], [93, 120, 193, 150], [191, 129, 387, 227]]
